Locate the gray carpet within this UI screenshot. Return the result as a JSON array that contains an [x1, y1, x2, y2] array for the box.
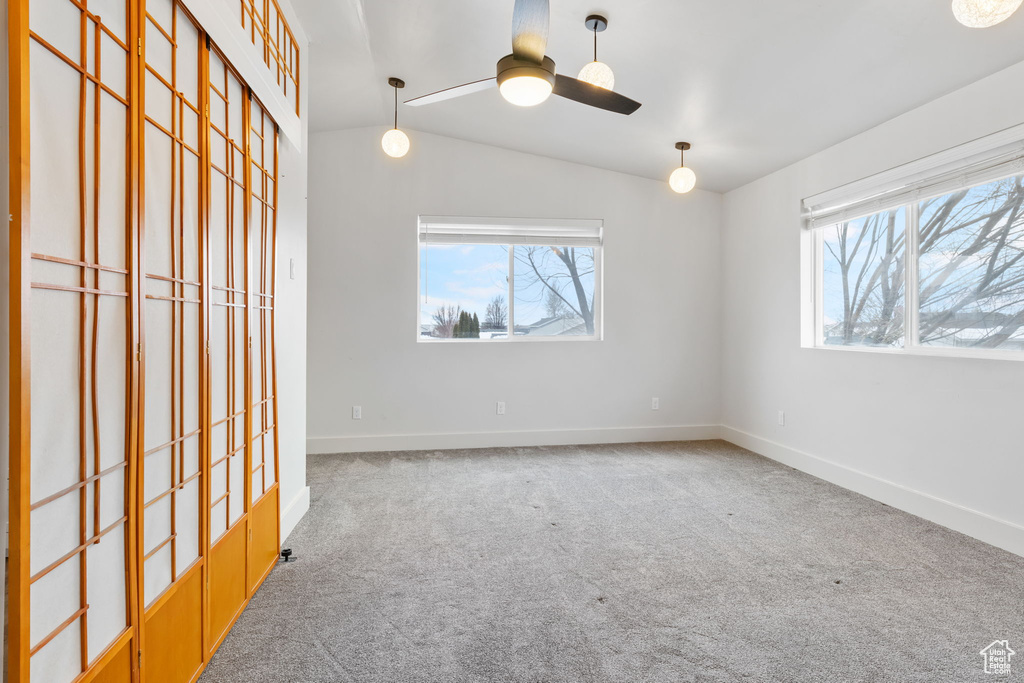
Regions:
[[201, 440, 1024, 682]]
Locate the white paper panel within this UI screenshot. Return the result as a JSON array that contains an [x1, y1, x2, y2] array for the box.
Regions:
[[145, 67, 173, 139], [101, 33, 129, 101], [144, 494, 171, 555], [211, 499, 228, 541], [29, 43, 81, 260], [30, 492, 80, 577], [210, 128, 227, 173], [229, 78, 244, 141], [144, 544, 173, 606], [98, 91, 129, 268], [181, 151, 201, 284], [144, 447, 171, 505], [182, 301, 201, 433], [144, 125, 173, 276], [183, 434, 200, 479], [30, 617, 82, 683], [83, 85, 98, 265], [176, 478, 201, 569], [29, 0, 80, 61], [143, 302, 173, 449], [177, 7, 200, 107], [210, 458, 227, 500], [145, 16, 174, 80], [86, 525, 128, 661], [99, 469, 127, 531], [266, 425, 277, 484], [30, 289, 81, 502], [229, 455, 245, 521], [210, 311, 228, 411], [90, 0, 129, 42], [148, 0, 174, 32], [30, 557, 80, 647], [96, 296, 128, 471], [233, 183, 246, 264]]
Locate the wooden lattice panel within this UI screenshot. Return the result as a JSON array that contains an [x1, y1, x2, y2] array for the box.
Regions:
[[239, 0, 300, 115], [207, 47, 248, 547], [18, 0, 136, 680], [247, 97, 281, 590], [140, 0, 204, 612], [10, 2, 285, 680]]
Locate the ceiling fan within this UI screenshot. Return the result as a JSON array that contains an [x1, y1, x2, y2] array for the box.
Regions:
[[404, 0, 642, 115]]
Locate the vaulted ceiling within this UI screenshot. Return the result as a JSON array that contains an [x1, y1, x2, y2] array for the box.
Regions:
[[290, 0, 1024, 193]]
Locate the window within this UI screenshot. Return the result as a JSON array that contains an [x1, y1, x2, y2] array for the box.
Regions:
[[418, 217, 603, 341], [805, 128, 1024, 358], [820, 208, 906, 347]]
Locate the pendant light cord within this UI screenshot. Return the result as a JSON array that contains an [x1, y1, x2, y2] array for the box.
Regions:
[[394, 85, 398, 130], [593, 28, 598, 61]]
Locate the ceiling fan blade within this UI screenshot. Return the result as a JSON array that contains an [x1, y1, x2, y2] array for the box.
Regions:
[[553, 74, 642, 115], [512, 0, 549, 63], [404, 78, 497, 107]]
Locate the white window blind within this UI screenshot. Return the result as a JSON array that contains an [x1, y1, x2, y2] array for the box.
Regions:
[[802, 123, 1024, 230], [419, 216, 604, 247]]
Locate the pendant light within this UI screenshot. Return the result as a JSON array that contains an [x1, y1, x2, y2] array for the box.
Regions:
[[952, 0, 1023, 27], [381, 77, 410, 158], [669, 142, 697, 194], [577, 14, 614, 91]]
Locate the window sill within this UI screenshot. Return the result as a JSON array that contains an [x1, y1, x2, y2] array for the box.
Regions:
[[804, 343, 1024, 362], [417, 335, 603, 344]]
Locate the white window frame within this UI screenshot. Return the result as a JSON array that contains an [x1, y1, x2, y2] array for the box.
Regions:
[[802, 123, 1024, 362], [416, 216, 604, 343]]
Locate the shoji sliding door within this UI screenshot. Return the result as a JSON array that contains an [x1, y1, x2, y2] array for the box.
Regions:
[[10, 0, 138, 681], [138, 1, 206, 680], [247, 98, 281, 591], [206, 45, 250, 649], [9, 1, 286, 681]]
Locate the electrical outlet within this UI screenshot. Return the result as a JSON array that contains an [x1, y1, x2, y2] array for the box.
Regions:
[[496, 401, 506, 415], [352, 406, 362, 420], [289, 258, 296, 280], [651, 397, 660, 410], [777, 410, 785, 426]]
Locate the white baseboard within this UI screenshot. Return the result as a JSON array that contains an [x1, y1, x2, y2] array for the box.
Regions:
[[306, 424, 720, 455], [720, 426, 1024, 558], [280, 485, 310, 543]]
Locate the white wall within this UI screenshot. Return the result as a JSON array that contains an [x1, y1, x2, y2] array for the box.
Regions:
[[721, 59, 1024, 556], [272, 0, 310, 542], [275, 82, 310, 541], [306, 128, 722, 453]]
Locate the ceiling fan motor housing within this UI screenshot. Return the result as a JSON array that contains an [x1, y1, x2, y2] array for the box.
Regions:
[[496, 53, 557, 89]]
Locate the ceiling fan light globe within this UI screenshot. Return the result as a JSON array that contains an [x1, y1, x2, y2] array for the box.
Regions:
[[381, 128, 410, 158], [499, 75, 554, 106], [669, 166, 697, 194], [952, 0, 1023, 26], [578, 61, 615, 90]]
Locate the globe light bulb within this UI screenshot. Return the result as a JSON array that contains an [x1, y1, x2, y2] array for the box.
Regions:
[[381, 128, 410, 158], [577, 61, 615, 90], [669, 166, 697, 194], [952, 0, 1023, 27], [498, 75, 554, 107]]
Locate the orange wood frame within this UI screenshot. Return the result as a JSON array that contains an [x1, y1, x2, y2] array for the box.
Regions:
[[239, 0, 300, 116], [7, 1, 283, 681]]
